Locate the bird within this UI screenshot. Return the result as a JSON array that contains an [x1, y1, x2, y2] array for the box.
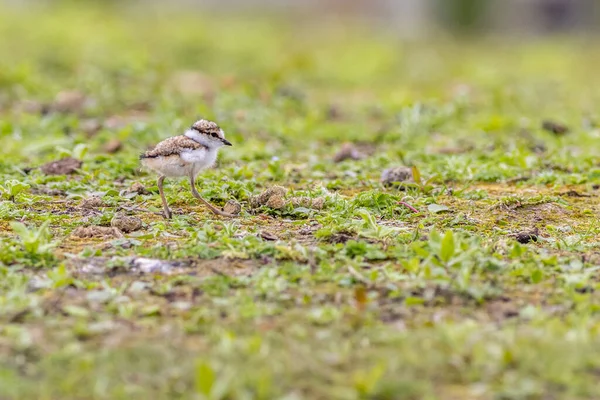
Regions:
[[140, 119, 237, 219]]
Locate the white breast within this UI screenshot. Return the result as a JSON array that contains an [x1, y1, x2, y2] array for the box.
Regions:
[[142, 155, 192, 177], [181, 147, 218, 175]]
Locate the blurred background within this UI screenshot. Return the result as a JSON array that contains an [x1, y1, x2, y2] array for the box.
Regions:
[[1, 0, 598, 147], [2, 0, 598, 36], [175, 0, 600, 36]]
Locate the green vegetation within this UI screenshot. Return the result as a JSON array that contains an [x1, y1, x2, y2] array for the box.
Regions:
[[1, 4, 600, 399]]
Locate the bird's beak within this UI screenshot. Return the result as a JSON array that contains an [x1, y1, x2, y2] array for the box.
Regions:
[[222, 139, 233, 146]]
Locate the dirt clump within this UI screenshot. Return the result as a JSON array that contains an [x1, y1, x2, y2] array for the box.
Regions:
[[223, 200, 242, 215], [310, 197, 325, 209], [104, 139, 122, 154], [265, 195, 287, 209], [381, 166, 414, 187], [251, 186, 287, 209], [260, 231, 278, 241], [72, 226, 123, 239], [561, 190, 590, 198], [333, 143, 365, 162], [111, 213, 143, 233], [80, 196, 104, 209], [40, 157, 82, 175], [251, 185, 287, 207], [290, 196, 325, 210], [127, 182, 149, 196], [329, 231, 354, 244], [51, 90, 90, 114], [542, 120, 569, 135], [326, 104, 344, 121], [530, 143, 547, 154], [485, 299, 520, 321], [80, 118, 103, 136], [512, 228, 539, 244], [250, 186, 325, 211]]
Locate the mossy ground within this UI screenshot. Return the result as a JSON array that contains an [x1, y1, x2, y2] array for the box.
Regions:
[[1, 5, 600, 400]]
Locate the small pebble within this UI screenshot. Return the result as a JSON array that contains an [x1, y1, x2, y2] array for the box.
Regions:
[[52, 90, 88, 113], [542, 120, 569, 135], [128, 182, 149, 195], [80, 119, 102, 136], [265, 195, 286, 209], [333, 143, 364, 163], [111, 213, 143, 233], [223, 200, 242, 215], [260, 231, 278, 241], [104, 139, 122, 154], [381, 166, 414, 187], [251, 185, 287, 208], [513, 228, 539, 244], [80, 196, 104, 209], [290, 196, 325, 210], [40, 157, 82, 175], [72, 226, 123, 239], [257, 186, 287, 204], [250, 185, 324, 210]]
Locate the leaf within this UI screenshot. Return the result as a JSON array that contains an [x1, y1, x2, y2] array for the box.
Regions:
[[356, 208, 374, 224], [428, 204, 450, 214], [292, 207, 311, 215], [440, 230, 455, 263], [405, 296, 425, 306], [531, 269, 543, 284], [195, 361, 216, 396], [47, 263, 72, 287], [5, 180, 29, 197], [411, 243, 430, 258], [63, 305, 90, 318], [140, 305, 161, 316], [424, 176, 438, 186], [354, 286, 368, 311], [428, 228, 441, 244], [10, 222, 30, 239], [354, 363, 386, 395], [72, 143, 89, 160], [411, 166, 422, 186], [34, 220, 51, 242]]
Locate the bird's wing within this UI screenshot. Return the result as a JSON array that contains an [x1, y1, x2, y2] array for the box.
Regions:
[[140, 136, 205, 159]]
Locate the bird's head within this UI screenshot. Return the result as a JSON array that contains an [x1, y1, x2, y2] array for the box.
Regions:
[[186, 119, 232, 148]]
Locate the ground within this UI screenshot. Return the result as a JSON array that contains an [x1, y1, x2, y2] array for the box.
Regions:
[[1, 5, 600, 400]]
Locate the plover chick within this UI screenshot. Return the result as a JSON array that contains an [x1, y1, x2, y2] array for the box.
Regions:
[[140, 119, 237, 219]]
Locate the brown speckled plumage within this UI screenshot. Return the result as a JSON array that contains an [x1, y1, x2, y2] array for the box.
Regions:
[[191, 119, 223, 139], [192, 119, 219, 132], [140, 135, 207, 159]]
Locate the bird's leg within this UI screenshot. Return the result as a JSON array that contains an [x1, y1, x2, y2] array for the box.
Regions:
[[157, 175, 172, 219], [189, 173, 237, 217]]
